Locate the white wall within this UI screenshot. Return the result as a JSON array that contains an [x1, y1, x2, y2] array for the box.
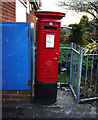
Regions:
[[16, 0, 27, 22], [27, 0, 30, 14]]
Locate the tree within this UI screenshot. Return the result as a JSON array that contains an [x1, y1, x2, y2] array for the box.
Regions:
[[67, 15, 92, 45], [79, 15, 94, 43], [79, 15, 89, 27], [58, 0, 98, 22], [68, 23, 84, 45]]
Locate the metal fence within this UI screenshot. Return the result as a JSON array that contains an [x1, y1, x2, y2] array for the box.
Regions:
[[60, 42, 98, 103], [80, 54, 98, 103]]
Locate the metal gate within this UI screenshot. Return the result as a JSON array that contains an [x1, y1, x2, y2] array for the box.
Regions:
[[60, 42, 98, 103], [1, 22, 34, 90]]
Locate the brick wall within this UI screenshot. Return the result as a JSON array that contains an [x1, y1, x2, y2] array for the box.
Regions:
[[27, 8, 36, 23], [0, 1, 16, 22], [27, 8, 37, 42], [2, 90, 31, 103]]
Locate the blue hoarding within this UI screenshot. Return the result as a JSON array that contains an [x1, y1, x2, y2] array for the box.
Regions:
[[1, 22, 34, 90]]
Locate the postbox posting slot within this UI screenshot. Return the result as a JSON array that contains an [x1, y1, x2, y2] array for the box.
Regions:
[[44, 26, 57, 31]]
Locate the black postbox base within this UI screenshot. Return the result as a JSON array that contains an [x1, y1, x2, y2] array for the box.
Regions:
[[34, 80, 57, 105]]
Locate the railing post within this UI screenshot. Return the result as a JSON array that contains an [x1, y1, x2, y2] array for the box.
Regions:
[[70, 42, 73, 84], [84, 56, 88, 98], [94, 62, 98, 97], [89, 55, 94, 97], [77, 47, 83, 104]]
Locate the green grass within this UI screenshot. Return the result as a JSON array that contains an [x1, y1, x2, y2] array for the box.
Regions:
[[58, 74, 69, 83]]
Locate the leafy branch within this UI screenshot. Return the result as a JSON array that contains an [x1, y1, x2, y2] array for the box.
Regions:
[[83, 39, 98, 54]]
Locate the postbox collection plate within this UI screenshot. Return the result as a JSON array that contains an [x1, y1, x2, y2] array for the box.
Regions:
[[46, 34, 55, 48]]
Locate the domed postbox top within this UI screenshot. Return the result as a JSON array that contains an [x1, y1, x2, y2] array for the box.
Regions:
[[34, 11, 66, 22]]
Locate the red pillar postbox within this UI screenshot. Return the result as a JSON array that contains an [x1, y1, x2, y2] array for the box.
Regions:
[[34, 11, 65, 104]]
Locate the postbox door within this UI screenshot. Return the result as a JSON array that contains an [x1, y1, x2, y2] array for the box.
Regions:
[[45, 32, 59, 82], [36, 30, 60, 83]]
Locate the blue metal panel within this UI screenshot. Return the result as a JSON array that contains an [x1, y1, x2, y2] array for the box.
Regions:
[[1, 22, 34, 90]]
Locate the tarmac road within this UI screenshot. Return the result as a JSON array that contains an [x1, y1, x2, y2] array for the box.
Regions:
[[1, 89, 98, 119]]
